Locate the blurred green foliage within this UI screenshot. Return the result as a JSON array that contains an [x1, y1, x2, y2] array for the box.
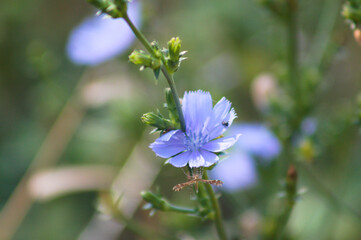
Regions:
[[0, 0, 360, 239]]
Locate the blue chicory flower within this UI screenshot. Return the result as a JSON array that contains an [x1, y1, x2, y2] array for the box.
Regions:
[[210, 123, 281, 192], [150, 90, 241, 168], [66, 0, 141, 66]]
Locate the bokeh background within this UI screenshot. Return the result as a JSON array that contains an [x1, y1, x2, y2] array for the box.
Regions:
[[0, 0, 360, 239]]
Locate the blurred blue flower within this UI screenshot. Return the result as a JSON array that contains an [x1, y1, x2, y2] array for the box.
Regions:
[[211, 150, 257, 191], [66, 0, 141, 66], [301, 117, 317, 136], [210, 123, 281, 192], [150, 90, 240, 168], [234, 124, 281, 161]]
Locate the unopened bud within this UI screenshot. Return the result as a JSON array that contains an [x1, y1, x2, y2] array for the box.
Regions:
[[141, 191, 170, 211], [129, 50, 161, 70], [168, 37, 181, 62], [286, 165, 297, 184], [354, 28, 361, 45], [299, 139, 316, 163], [166, 37, 187, 73], [251, 73, 278, 111], [141, 112, 173, 130]]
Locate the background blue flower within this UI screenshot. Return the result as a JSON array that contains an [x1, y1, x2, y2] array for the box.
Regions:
[[210, 123, 281, 192], [66, 0, 141, 66], [211, 150, 257, 191], [150, 90, 240, 168], [233, 124, 281, 161]]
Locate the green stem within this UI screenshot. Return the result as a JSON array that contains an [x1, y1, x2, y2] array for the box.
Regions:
[[123, 14, 154, 54], [123, 13, 186, 132], [168, 204, 198, 215], [203, 171, 227, 240], [307, 0, 341, 69], [287, 0, 299, 103], [274, 165, 297, 239]]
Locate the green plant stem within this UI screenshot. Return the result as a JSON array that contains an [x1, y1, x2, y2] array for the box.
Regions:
[[287, 0, 299, 105], [307, 0, 341, 69], [160, 67, 186, 132], [123, 13, 186, 132], [168, 204, 198, 215], [274, 166, 297, 239], [203, 171, 227, 240]]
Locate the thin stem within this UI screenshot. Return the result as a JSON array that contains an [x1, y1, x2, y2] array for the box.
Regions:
[[307, 0, 341, 69], [168, 204, 198, 215], [274, 165, 297, 239], [123, 14, 154, 55], [287, 0, 299, 102], [203, 171, 227, 240], [123, 13, 186, 132], [160, 67, 186, 132]]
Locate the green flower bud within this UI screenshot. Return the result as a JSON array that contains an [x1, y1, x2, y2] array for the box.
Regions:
[[165, 88, 180, 126], [141, 112, 173, 130], [168, 37, 181, 62], [141, 191, 171, 211], [129, 50, 161, 71], [87, 0, 122, 18], [165, 37, 187, 73]]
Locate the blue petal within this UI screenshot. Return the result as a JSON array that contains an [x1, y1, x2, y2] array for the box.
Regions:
[[166, 151, 191, 167], [182, 90, 213, 134], [66, 1, 141, 65], [207, 97, 236, 140], [202, 134, 242, 152], [212, 97, 231, 124], [188, 151, 205, 168], [150, 143, 186, 158], [157, 130, 179, 141], [149, 130, 186, 158], [199, 149, 219, 167]]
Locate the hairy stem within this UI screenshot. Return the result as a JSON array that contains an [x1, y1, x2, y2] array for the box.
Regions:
[[203, 171, 227, 240], [123, 13, 186, 132]]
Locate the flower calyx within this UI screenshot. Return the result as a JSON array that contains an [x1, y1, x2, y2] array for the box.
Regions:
[[87, 0, 129, 18], [141, 111, 174, 133]]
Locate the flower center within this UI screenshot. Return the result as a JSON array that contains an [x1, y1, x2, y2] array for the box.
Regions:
[[184, 131, 209, 152]]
